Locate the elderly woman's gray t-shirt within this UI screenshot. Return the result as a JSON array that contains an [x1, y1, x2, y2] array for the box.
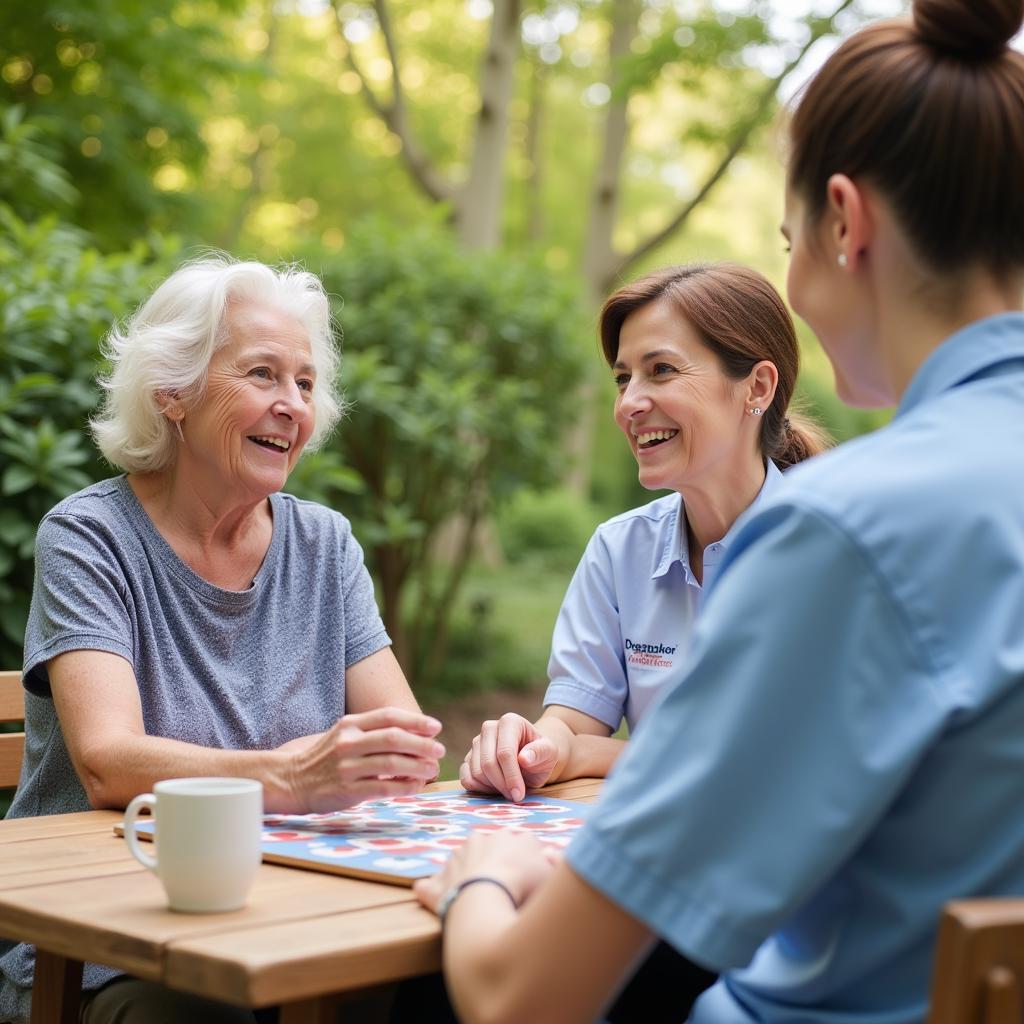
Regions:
[[0, 475, 390, 1017]]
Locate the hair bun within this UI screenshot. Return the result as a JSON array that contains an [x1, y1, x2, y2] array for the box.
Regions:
[[914, 0, 1024, 59]]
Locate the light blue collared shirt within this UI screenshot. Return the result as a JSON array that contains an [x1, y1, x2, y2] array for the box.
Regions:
[[544, 462, 786, 731], [568, 313, 1024, 1023]]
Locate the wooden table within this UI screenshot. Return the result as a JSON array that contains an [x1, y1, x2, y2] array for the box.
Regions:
[[0, 779, 600, 1024]]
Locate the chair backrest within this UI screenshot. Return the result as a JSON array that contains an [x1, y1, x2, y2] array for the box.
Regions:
[[928, 899, 1024, 1024], [0, 670, 25, 789]]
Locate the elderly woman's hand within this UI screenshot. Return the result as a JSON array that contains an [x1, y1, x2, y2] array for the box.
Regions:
[[413, 830, 561, 916], [284, 706, 445, 812]]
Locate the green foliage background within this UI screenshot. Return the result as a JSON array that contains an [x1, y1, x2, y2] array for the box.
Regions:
[[292, 219, 587, 683], [0, 0, 894, 689], [0, 206, 174, 661]]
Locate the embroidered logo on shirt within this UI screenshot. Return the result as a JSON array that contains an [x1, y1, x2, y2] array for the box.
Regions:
[[624, 637, 676, 670]]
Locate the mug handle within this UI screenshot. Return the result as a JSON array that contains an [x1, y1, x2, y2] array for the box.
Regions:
[[124, 793, 158, 871]]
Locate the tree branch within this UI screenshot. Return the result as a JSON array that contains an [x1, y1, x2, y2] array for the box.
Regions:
[[612, 0, 857, 286], [330, 0, 453, 204]]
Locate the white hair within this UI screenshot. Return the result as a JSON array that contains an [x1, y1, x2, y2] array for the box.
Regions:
[[91, 255, 344, 473]]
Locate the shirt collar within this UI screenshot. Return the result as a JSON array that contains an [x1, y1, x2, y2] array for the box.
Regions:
[[652, 460, 787, 581], [897, 313, 1024, 418]]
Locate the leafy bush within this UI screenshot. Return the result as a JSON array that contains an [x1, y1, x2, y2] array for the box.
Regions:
[[1, 0, 244, 249], [0, 204, 172, 664], [297, 220, 588, 687], [794, 372, 890, 445], [429, 561, 572, 699], [0, 106, 77, 218], [497, 488, 600, 571]]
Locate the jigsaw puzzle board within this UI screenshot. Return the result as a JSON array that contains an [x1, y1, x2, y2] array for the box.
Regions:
[[120, 790, 589, 887]]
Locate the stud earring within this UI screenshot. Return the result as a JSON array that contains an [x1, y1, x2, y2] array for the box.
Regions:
[[837, 252, 848, 268], [749, 407, 762, 416]]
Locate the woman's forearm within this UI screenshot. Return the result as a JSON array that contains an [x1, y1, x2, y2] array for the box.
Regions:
[[533, 716, 625, 782], [77, 731, 298, 811], [80, 706, 443, 813], [562, 734, 626, 781], [442, 886, 530, 1024], [437, 861, 654, 1024]]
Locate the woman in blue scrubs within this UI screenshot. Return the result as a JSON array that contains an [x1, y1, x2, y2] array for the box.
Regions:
[[417, 1, 1024, 1022], [461, 264, 828, 804]]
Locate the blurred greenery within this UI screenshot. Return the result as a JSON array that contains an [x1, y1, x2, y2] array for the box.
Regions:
[[497, 487, 601, 572], [0, 0, 897, 707], [0, 202, 175, 665], [288, 220, 587, 685], [435, 560, 572, 699], [0, 0, 245, 247]]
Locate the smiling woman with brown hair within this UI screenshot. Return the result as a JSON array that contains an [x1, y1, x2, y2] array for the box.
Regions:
[[450, 262, 828, 1024], [461, 263, 827, 807], [0, 256, 444, 1024]]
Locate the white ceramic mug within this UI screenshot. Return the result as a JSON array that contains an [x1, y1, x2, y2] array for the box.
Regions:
[[123, 777, 263, 913]]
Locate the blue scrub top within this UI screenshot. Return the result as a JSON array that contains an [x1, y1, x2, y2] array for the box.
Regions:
[[568, 313, 1024, 1024], [544, 462, 786, 732]]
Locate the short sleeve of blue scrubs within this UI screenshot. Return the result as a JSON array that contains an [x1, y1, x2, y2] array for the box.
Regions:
[[567, 499, 943, 976]]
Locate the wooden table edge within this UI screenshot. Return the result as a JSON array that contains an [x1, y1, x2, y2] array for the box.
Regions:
[[164, 899, 442, 1007]]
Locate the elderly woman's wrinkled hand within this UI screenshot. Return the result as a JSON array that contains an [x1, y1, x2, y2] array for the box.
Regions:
[[460, 712, 565, 803], [413, 830, 561, 916], [285, 706, 445, 812]]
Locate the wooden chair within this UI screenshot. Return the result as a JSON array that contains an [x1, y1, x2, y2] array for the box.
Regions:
[[0, 669, 84, 1022], [0, 669, 25, 789], [928, 900, 1024, 1024]]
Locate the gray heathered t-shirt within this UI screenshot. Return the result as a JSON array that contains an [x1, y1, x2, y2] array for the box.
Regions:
[[0, 476, 390, 1020]]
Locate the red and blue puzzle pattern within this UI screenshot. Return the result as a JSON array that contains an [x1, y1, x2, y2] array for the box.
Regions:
[[260, 791, 589, 882], [127, 790, 589, 885]]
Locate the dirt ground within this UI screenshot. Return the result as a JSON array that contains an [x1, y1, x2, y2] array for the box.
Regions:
[[426, 686, 546, 778]]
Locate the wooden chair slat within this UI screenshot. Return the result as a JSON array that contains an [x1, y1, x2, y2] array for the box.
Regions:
[[0, 734, 25, 789], [0, 670, 25, 794], [928, 900, 1024, 1024], [983, 965, 1020, 1024], [0, 671, 24, 723]]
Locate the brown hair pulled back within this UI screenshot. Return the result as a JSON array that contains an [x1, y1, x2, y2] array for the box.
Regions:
[[789, 0, 1024, 274], [600, 264, 830, 471]]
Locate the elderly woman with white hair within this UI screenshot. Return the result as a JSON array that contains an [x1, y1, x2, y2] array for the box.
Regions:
[[0, 257, 443, 1024]]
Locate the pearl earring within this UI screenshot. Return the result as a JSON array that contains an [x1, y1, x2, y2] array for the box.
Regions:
[[837, 253, 848, 268]]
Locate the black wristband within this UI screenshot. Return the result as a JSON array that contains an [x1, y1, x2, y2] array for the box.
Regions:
[[437, 876, 519, 930]]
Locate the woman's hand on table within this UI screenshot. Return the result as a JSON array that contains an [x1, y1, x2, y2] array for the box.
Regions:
[[413, 830, 561, 916], [460, 713, 572, 802], [284, 706, 445, 812]]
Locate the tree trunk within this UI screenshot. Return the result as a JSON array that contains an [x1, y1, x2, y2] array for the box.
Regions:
[[581, 0, 637, 309], [524, 53, 546, 244], [376, 545, 409, 671], [219, 0, 277, 249], [453, 0, 522, 249], [421, 467, 489, 684], [565, 0, 639, 496]]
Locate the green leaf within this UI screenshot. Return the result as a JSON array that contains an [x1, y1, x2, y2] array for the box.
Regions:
[[1, 464, 36, 496]]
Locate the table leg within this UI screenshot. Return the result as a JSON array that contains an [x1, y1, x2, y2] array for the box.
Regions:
[[30, 950, 83, 1024], [278, 997, 336, 1024]]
